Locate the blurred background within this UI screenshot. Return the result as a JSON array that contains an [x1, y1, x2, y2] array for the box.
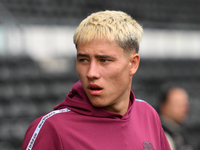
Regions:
[[0, 0, 200, 149]]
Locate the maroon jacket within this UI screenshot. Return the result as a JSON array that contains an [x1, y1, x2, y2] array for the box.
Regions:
[[22, 81, 171, 150]]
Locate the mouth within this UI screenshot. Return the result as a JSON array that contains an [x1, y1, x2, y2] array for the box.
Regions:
[[87, 84, 103, 95], [88, 84, 103, 90]]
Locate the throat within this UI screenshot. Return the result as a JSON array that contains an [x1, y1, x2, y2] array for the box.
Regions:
[[104, 99, 130, 116]]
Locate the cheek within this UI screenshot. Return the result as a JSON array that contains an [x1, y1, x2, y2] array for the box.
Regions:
[[114, 64, 130, 80], [104, 68, 121, 81], [108, 67, 130, 88], [76, 65, 85, 79], [76, 65, 80, 76]]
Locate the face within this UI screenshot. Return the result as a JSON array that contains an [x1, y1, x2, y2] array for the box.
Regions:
[[164, 88, 189, 123], [76, 38, 139, 115]]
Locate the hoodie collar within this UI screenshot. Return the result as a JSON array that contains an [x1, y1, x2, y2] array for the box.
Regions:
[[54, 81, 135, 120]]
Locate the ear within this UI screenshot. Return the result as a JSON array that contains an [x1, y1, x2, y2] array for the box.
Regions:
[[129, 53, 140, 76]]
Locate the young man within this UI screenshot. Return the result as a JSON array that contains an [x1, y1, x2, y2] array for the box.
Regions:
[[22, 10, 171, 150]]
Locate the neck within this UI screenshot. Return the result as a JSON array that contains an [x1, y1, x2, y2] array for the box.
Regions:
[[105, 79, 132, 116], [105, 89, 131, 116]]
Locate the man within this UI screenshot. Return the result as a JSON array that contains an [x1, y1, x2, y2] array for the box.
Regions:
[[22, 10, 170, 150], [159, 86, 193, 150]]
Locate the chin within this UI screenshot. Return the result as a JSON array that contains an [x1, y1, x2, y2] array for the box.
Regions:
[[89, 99, 107, 108]]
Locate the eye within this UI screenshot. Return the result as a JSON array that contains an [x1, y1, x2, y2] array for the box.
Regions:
[[100, 59, 110, 63], [79, 58, 88, 62]]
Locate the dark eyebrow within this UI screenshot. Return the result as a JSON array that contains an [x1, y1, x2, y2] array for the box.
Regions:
[[77, 53, 89, 57], [77, 53, 115, 60], [95, 55, 114, 59]]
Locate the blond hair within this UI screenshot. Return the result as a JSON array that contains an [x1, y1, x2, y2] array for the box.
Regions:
[[73, 10, 143, 53]]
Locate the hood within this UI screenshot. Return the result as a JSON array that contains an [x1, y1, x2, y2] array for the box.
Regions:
[[54, 81, 135, 120]]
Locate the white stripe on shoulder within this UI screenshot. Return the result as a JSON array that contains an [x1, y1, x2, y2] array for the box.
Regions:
[[26, 108, 70, 150], [135, 99, 147, 103]]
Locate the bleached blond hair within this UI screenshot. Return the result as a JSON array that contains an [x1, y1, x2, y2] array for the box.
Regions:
[[73, 10, 143, 53]]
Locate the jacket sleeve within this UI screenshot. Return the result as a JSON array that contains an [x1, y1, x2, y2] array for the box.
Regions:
[[21, 117, 63, 150]]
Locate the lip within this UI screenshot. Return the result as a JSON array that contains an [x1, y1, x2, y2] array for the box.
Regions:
[[87, 84, 103, 95]]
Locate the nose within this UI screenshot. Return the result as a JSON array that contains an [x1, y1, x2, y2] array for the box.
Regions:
[[87, 60, 100, 80]]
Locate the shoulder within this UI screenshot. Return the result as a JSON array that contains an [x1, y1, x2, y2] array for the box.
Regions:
[[22, 108, 71, 150], [133, 99, 160, 122], [29, 108, 71, 129], [134, 99, 157, 113], [42, 108, 71, 122], [29, 108, 71, 132]]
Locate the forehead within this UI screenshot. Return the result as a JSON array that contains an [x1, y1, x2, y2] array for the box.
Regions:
[[167, 88, 189, 104], [77, 38, 125, 55]]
